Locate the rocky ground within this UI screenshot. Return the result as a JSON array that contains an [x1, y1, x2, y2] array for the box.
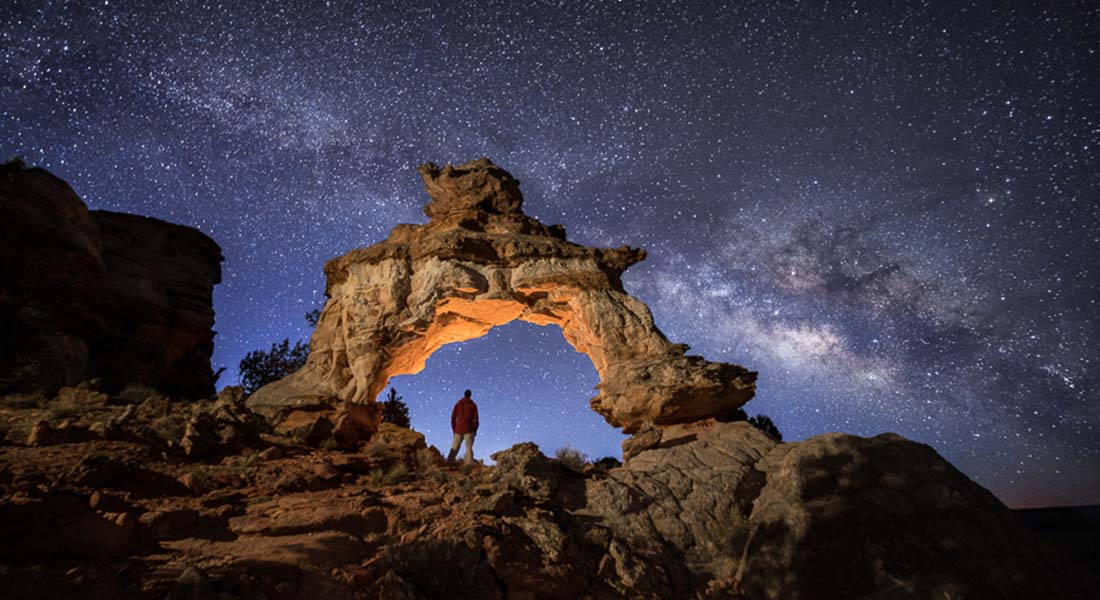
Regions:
[[2, 384, 1097, 600]]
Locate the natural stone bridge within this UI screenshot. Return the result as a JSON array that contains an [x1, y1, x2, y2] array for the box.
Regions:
[[248, 159, 756, 443]]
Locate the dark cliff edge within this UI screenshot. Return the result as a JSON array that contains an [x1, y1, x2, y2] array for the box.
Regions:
[[0, 159, 223, 398]]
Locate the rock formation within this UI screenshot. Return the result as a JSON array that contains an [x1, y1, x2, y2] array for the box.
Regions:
[[3, 157, 1095, 598], [1, 393, 1095, 598], [248, 158, 756, 437], [0, 160, 223, 398]]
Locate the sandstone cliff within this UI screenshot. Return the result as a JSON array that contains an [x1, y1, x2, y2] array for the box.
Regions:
[[248, 158, 756, 440], [0, 159, 223, 398]]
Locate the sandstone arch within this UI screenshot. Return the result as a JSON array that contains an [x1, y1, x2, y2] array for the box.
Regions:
[[248, 159, 756, 441]]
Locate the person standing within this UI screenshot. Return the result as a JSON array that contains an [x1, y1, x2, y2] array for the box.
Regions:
[[447, 389, 479, 466]]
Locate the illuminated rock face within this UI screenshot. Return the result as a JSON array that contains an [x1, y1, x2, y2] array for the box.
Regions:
[[247, 158, 756, 437]]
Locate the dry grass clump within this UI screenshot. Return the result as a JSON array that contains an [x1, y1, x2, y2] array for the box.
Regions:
[[0, 392, 47, 410], [116, 384, 158, 405], [554, 444, 589, 473], [365, 462, 408, 487]]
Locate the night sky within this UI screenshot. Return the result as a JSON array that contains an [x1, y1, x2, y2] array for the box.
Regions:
[[3, 1, 1098, 508]]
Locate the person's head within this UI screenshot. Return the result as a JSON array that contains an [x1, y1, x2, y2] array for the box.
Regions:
[[464, 389, 472, 398]]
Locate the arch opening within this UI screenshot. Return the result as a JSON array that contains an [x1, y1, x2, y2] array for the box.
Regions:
[[377, 320, 623, 462]]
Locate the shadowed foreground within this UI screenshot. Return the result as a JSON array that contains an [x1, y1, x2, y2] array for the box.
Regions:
[[1, 387, 1097, 599]]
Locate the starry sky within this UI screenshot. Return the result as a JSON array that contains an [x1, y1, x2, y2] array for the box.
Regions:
[[3, 0, 1098, 508]]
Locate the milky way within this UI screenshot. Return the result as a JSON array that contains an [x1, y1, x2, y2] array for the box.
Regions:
[[3, 0, 1098, 507]]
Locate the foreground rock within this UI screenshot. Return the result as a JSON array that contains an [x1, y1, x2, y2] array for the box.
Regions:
[[248, 158, 756, 439], [738, 432, 1077, 599], [0, 159, 223, 398], [1, 385, 1096, 599]]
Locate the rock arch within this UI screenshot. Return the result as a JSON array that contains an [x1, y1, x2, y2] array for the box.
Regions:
[[248, 159, 756, 441]]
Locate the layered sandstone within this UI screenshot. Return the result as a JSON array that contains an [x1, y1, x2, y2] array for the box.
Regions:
[[0, 160, 223, 397], [248, 158, 756, 435]]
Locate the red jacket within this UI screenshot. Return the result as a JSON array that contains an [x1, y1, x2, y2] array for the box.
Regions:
[[451, 397, 479, 434]]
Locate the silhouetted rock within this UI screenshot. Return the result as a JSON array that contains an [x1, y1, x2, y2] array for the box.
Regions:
[[0, 161, 223, 398], [737, 432, 1089, 599]]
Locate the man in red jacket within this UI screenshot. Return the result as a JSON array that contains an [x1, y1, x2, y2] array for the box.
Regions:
[[447, 389, 479, 466]]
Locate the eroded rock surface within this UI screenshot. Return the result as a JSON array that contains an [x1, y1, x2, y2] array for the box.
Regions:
[[248, 158, 755, 436], [3, 396, 1094, 600], [0, 160, 223, 398]]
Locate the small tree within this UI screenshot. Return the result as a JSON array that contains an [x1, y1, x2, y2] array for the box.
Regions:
[[381, 387, 411, 428], [717, 405, 783, 442], [238, 339, 309, 394], [748, 414, 783, 442], [305, 308, 322, 327]]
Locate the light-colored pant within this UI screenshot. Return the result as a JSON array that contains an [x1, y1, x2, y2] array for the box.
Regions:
[[450, 431, 475, 465]]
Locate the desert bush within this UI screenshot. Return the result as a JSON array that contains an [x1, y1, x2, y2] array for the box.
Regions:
[[117, 384, 158, 405], [384, 462, 408, 484], [229, 449, 261, 476], [304, 308, 322, 327], [747, 415, 782, 442], [381, 387, 411, 428], [46, 399, 81, 422], [0, 392, 46, 409], [414, 448, 440, 475], [364, 467, 385, 487], [717, 406, 783, 442], [365, 463, 408, 487], [592, 456, 622, 470], [238, 338, 309, 394], [363, 439, 389, 458], [149, 415, 185, 443], [555, 444, 589, 473], [188, 465, 212, 492], [383, 539, 484, 598]]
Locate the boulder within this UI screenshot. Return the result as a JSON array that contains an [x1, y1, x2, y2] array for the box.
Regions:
[[582, 420, 777, 596], [180, 412, 221, 458], [248, 158, 755, 435], [0, 160, 223, 398], [489, 442, 560, 503], [26, 419, 94, 446], [736, 432, 1090, 599], [364, 422, 428, 460], [275, 410, 334, 446]]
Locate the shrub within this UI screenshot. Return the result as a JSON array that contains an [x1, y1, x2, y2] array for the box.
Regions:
[[414, 448, 440, 475], [365, 463, 408, 487], [381, 387, 411, 428], [304, 308, 322, 327], [555, 444, 589, 473], [117, 384, 158, 405], [0, 392, 46, 409], [229, 449, 261, 476], [47, 399, 81, 422], [384, 462, 408, 484], [363, 439, 389, 458], [149, 415, 184, 443], [748, 414, 782, 442], [188, 466, 211, 492], [592, 456, 622, 470], [238, 339, 309, 394], [382, 539, 484, 598], [717, 406, 783, 442]]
